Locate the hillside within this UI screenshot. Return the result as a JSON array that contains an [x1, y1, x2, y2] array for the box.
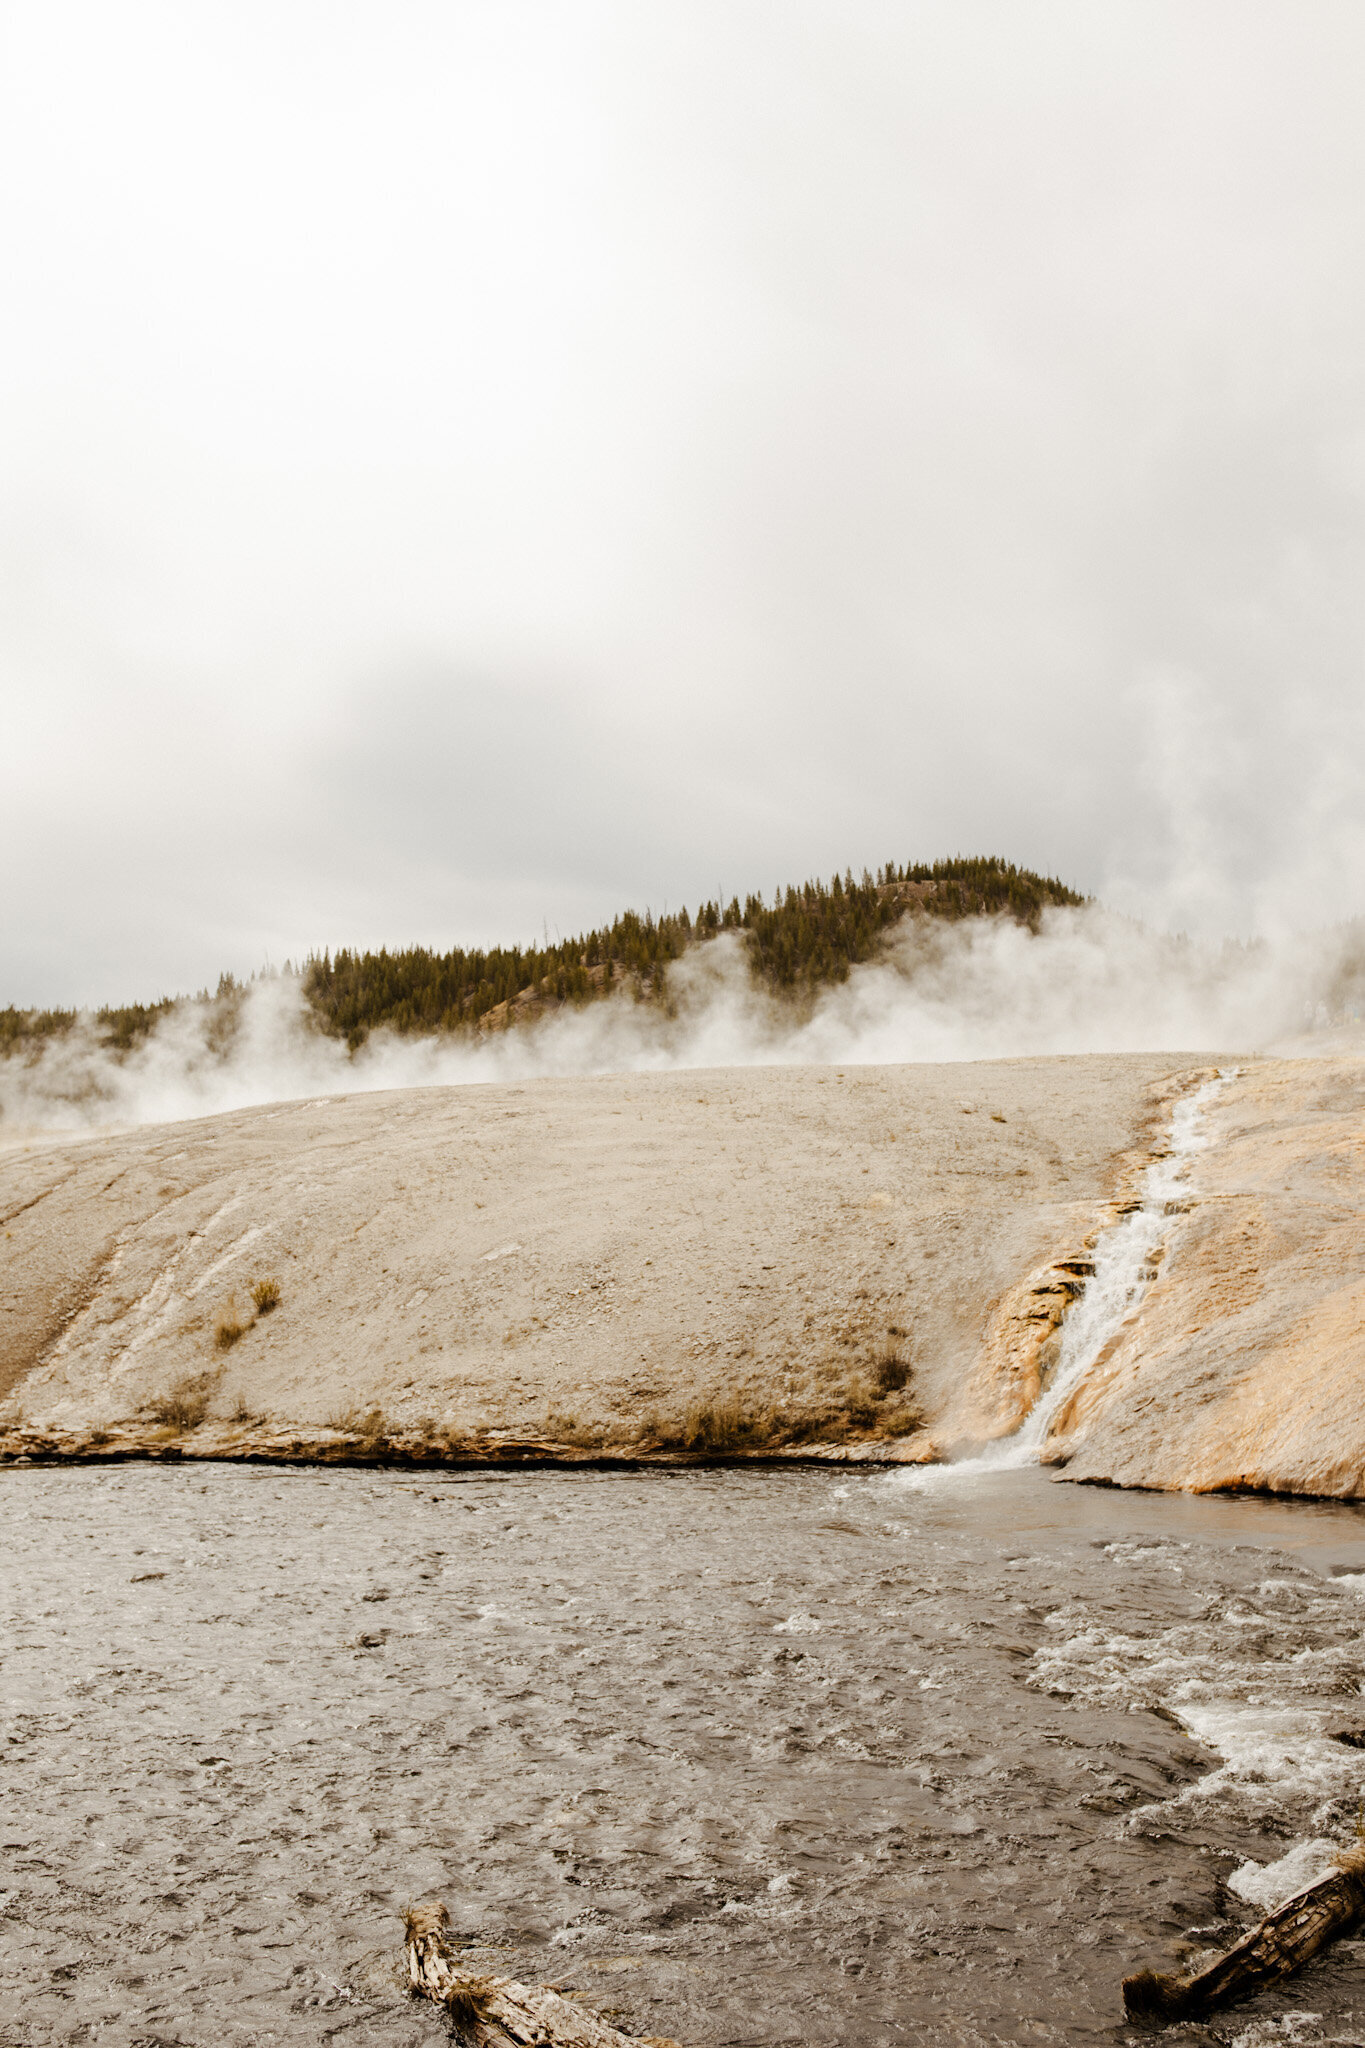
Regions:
[[0, 1054, 1175, 1464], [0, 856, 1085, 1059], [1033, 1057, 1365, 1496]]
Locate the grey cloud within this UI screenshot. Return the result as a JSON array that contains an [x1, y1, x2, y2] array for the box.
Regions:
[[3, 2, 1365, 1004]]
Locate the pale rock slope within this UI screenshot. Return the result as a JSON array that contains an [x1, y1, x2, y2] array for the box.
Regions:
[[0, 1057, 1185, 1458], [1046, 1057, 1365, 1496]]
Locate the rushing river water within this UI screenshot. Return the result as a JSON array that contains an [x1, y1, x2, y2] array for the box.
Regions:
[[6, 1461, 1365, 2048]]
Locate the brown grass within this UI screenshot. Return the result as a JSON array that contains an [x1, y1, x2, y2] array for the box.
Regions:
[[647, 1393, 774, 1453], [149, 1376, 210, 1430], [214, 1305, 249, 1351], [871, 1346, 910, 1394], [843, 1375, 879, 1427], [250, 1275, 281, 1314], [544, 1408, 608, 1448], [878, 1398, 924, 1436], [328, 1404, 389, 1447], [441, 1975, 498, 2036]]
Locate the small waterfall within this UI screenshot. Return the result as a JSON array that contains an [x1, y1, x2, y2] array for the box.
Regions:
[[918, 1070, 1230, 1480]]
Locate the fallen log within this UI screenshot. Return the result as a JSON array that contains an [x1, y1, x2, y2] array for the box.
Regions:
[[404, 1901, 684, 2047], [1123, 1847, 1365, 2023]]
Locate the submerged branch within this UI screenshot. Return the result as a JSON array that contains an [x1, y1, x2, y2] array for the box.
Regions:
[[404, 1902, 683, 2047], [1123, 1849, 1365, 2022]]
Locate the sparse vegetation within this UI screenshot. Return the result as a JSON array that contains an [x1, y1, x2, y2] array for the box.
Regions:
[[214, 1305, 249, 1351], [647, 1394, 775, 1453], [878, 1399, 924, 1436], [638, 1345, 924, 1453], [149, 1376, 211, 1430], [871, 1347, 910, 1394], [842, 1375, 880, 1428], [250, 1276, 281, 1314], [328, 1404, 389, 1448], [544, 1408, 608, 1449]]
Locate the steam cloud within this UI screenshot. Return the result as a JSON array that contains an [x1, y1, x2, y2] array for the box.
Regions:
[[4, 906, 1362, 1135]]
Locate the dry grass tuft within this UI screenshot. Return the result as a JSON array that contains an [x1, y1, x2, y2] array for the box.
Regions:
[[648, 1393, 774, 1454], [871, 1346, 910, 1394], [328, 1404, 389, 1448], [878, 1400, 924, 1436], [843, 1375, 880, 1427], [442, 1975, 498, 2036], [214, 1304, 249, 1351], [545, 1408, 608, 1449], [250, 1275, 281, 1314], [149, 1376, 210, 1431]]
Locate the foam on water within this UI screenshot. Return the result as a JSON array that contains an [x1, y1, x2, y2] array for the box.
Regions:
[[1025, 1548, 1365, 1883], [1227, 1838, 1342, 1912]]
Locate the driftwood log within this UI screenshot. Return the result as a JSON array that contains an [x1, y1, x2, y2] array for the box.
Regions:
[[405, 1902, 683, 2047], [1124, 1849, 1365, 2023]]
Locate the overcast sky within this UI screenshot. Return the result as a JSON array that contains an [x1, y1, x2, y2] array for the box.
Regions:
[[4, 1, 1364, 1005]]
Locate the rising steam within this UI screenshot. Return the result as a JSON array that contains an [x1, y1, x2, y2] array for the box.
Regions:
[[3, 906, 1362, 1134]]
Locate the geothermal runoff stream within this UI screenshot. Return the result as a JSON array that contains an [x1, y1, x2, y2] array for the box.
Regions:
[[935, 1069, 1230, 1483], [7, 1078, 1365, 2047]]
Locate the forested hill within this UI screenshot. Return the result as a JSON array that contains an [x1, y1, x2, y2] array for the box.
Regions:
[[305, 858, 1085, 1048], [0, 857, 1085, 1058]]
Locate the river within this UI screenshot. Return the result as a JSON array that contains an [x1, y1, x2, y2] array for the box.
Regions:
[[5, 1460, 1365, 2047]]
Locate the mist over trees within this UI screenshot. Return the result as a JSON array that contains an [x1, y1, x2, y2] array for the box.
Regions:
[[304, 858, 1084, 1047], [0, 858, 1086, 1059]]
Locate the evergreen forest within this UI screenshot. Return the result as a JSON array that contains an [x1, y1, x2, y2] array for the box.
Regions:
[[1, 856, 1085, 1057]]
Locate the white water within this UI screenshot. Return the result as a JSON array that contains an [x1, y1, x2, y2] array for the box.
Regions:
[[907, 1070, 1230, 1483]]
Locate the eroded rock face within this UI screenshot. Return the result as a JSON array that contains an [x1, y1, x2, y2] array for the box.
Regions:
[[1047, 1057, 1365, 1497], [0, 1056, 1183, 1458]]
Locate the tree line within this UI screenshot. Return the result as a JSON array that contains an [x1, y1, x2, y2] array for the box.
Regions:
[[304, 857, 1085, 1044], [0, 857, 1086, 1057]]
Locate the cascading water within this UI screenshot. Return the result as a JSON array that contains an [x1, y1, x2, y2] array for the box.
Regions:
[[922, 1069, 1231, 1479]]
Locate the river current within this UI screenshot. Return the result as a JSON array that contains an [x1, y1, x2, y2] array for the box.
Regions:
[[6, 1462, 1365, 2048]]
